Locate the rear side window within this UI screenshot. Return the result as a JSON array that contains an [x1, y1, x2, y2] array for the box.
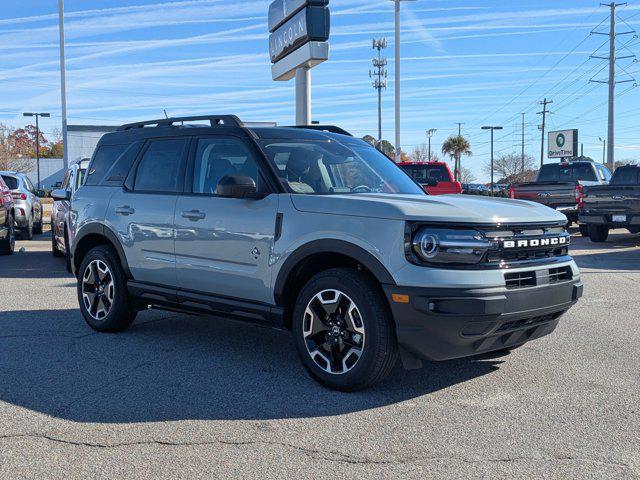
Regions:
[[611, 167, 640, 185], [133, 139, 188, 193], [537, 163, 597, 182], [401, 165, 450, 183], [1, 175, 18, 190], [85, 145, 128, 186]]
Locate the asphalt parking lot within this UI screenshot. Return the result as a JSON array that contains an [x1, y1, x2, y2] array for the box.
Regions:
[[0, 229, 638, 479]]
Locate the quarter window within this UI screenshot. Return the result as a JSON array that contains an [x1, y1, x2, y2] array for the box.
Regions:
[[134, 139, 187, 193], [85, 145, 128, 186]]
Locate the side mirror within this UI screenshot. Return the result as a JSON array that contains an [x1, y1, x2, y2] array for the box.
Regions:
[[51, 188, 71, 201], [216, 175, 258, 199], [427, 179, 439, 187]]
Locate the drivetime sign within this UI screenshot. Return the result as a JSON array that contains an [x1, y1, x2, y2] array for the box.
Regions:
[[548, 129, 578, 158]]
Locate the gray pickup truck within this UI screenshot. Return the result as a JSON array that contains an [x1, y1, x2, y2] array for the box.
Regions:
[[579, 165, 640, 242], [510, 161, 611, 230]]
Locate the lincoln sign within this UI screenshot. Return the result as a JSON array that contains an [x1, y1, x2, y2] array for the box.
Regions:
[[548, 129, 579, 159], [268, 0, 330, 81]]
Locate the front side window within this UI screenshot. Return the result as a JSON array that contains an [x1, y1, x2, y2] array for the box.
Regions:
[[134, 139, 188, 193], [192, 137, 261, 194], [258, 138, 424, 195]]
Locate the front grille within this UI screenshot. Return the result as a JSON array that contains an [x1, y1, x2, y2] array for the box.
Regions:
[[504, 266, 573, 289], [505, 271, 536, 289], [496, 312, 561, 332]]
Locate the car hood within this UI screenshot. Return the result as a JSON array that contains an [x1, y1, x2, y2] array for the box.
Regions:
[[290, 193, 567, 225]]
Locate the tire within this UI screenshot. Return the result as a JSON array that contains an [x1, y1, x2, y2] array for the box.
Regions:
[[51, 224, 64, 257], [21, 215, 33, 240], [588, 224, 609, 243], [64, 230, 72, 273], [578, 224, 589, 237], [292, 268, 398, 391], [33, 212, 43, 235], [77, 245, 137, 332], [0, 215, 15, 255]]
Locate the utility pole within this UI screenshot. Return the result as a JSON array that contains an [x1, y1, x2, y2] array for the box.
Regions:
[[426, 129, 436, 162], [453, 122, 464, 181], [370, 38, 388, 148], [391, 0, 416, 163], [482, 126, 503, 196], [537, 98, 552, 169], [455, 122, 463, 137], [521, 113, 525, 173], [590, 3, 635, 171], [599, 137, 607, 164], [23, 112, 51, 190], [58, 0, 68, 170]]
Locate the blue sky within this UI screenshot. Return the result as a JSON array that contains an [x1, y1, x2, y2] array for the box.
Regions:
[[0, 0, 638, 181]]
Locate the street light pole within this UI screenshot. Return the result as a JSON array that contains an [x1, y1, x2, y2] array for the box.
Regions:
[[482, 126, 503, 196], [599, 137, 606, 165], [391, 0, 416, 163], [23, 112, 51, 190], [426, 128, 436, 162]]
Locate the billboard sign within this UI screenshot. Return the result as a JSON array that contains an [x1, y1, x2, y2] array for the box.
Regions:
[[268, 0, 328, 32], [548, 129, 578, 158], [268, 6, 330, 64]]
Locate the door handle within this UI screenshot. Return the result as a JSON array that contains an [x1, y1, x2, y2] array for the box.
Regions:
[[115, 205, 135, 216], [181, 210, 206, 221]]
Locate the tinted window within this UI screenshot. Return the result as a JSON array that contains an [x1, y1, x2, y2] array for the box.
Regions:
[[134, 139, 187, 193], [401, 164, 451, 183], [611, 167, 639, 185], [537, 163, 597, 182], [192, 138, 261, 194], [597, 164, 612, 182], [85, 145, 127, 186], [1, 175, 18, 190]]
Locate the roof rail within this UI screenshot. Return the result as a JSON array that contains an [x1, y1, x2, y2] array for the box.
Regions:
[[118, 115, 243, 131], [287, 125, 353, 136]]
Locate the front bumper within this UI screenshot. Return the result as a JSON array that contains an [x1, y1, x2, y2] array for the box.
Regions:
[[384, 278, 583, 361]]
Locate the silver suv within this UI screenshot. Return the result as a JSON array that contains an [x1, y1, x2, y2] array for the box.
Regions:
[[0, 171, 44, 240], [69, 115, 583, 391]]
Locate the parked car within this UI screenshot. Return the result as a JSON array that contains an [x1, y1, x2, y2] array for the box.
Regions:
[[509, 161, 611, 230], [464, 183, 490, 194], [398, 161, 462, 195], [0, 171, 44, 240], [51, 158, 90, 269], [578, 164, 640, 242], [68, 115, 582, 391], [0, 175, 16, 255]]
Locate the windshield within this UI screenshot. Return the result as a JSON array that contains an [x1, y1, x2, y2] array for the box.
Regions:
[[400, 164, 451, 183], [258, 138, 425, 195]]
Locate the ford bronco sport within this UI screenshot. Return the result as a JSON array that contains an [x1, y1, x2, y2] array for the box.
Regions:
[[69, 115, 583, 391]]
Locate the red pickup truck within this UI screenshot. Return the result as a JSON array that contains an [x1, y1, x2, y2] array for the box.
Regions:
[[398, 161, 462, 195]]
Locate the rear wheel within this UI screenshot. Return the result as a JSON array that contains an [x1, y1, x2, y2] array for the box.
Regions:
[[77, 245, 136, 332], [292, 268, 398, 391], [588, 224, 609, 243], [0, 216, 15, 255], [21, 214, 33, 240]]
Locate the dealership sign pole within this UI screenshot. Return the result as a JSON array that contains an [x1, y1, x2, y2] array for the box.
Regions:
[[268, 0, 330, 125]]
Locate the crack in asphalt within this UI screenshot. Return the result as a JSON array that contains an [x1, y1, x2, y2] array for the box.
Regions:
[[0, 433, 635, 472]]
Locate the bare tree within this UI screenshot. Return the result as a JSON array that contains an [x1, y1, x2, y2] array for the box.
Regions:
[[410, 144, 429, 162], [484, 153, 536, 183], [459, 167, 476, 184]]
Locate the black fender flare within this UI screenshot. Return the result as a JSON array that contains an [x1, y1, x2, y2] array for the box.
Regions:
[[273, 239, 396, 306], [72, 223, 132, 278]]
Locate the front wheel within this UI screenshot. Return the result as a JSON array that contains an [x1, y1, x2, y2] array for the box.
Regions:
[[588, 224, 609, 243], [77, 245, 137, 332], [292, 268, 398, 391]]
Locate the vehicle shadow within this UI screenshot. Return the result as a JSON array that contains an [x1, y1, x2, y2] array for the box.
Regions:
[[0, 250, 70, 279], [0, 308, 503, 423]]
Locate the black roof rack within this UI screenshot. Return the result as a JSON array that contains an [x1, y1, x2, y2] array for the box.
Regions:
[[286, 125, 353, 136], [118, 115, 243, 131]]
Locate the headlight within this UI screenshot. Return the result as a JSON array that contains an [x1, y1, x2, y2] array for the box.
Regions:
[[412, 228, 492, 265]]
